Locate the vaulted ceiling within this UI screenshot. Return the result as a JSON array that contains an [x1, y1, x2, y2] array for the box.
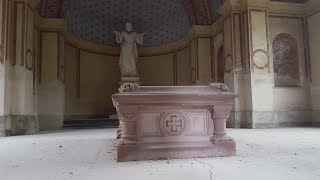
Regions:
[[36, 0, 308, 46], [37, 0, 218, 25], [37, 0, 222, 46]]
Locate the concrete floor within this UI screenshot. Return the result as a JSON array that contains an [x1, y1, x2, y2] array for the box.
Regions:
[[0, 128, 319, 180]]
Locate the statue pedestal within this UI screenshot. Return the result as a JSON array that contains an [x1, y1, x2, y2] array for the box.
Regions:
[[118, 76, 141, 85]]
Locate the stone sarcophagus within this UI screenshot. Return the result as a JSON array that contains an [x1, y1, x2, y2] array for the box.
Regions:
[[112, 83, 238, 162]]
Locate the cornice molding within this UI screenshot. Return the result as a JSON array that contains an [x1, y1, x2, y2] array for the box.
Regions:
[[305, 0, 320, 17], [218, 0, 320, 18], [27, 0, 40, 8]]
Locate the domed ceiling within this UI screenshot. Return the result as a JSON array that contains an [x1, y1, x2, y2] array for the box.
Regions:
[[37, 0, 223, 46], [65, 0, 191, 47]]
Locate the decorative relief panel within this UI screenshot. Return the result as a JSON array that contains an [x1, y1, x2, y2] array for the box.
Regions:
[[187, 113, 208, 135], [140, 113, 161, 136], [224, 54, 232, 73], [273, 33, 300, 86], [162, 112, 186, 136], [26, 49, 34, 70], [252, 49, 270, 70]]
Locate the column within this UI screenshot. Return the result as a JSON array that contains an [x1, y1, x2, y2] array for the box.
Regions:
[[210, 105, 233, 141], [117, 105, 138, 145]]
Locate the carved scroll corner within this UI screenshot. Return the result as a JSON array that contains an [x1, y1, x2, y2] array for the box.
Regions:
[[118, 83, 139, 93], [209, 83, 230, 92]]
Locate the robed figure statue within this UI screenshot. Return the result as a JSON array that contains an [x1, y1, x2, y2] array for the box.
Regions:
[[113, 22, 146, 79]]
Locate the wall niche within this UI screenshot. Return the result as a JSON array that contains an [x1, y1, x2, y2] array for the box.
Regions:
[[273, 33, 300, 87]]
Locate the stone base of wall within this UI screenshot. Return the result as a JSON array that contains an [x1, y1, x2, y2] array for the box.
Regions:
[[228, 110, 313, 129], [0, 116, 5, 137], [312, 110, 320, 127], [10, 116, 38, 135], [38, 115, 64, 131], [227, 111, 252, 128]]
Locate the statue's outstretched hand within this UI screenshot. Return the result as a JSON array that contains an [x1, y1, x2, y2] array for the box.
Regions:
[[113, 31, 120, 36]]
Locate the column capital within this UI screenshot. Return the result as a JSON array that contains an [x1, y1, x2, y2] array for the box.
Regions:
[[305, 0, 320, 15], [218, 0, 271, 17]]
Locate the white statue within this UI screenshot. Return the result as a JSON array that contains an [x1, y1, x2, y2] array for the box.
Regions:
[[114, 22, 146, 79]]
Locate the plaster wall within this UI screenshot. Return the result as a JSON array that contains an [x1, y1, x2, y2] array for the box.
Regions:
[[308, 10, 320, 126], [67, 49, 120, 116], [223, 12, 253, 128], [140, 53, 175, 86], [269, 17, 312, 126], [197, 37, 212, 84], [190, 39, 197, 84], [38, 80, 64, 130], [0, 0, 10, 136], [223, 17, 234, 92], [63, 39, 192, 118], [249, 10, 274, 128], [250, 11, 273, 111], [213, 33, 223, 82], [233, 12, 252, 117], [0, 64, 6, 136], [3, 1, 38, 135], [176, 46, 192, 85], [38, 32, 64, 130], [0, 65, 5, 116]]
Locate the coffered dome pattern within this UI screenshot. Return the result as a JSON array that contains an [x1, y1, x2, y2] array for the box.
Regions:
[[64, 0, 191, 47], [36, 0, 224, 46]]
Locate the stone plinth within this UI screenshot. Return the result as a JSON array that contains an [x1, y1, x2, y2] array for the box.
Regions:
[[112, 83, 238, 162]]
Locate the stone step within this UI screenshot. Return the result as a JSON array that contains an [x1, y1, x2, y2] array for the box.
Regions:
[[63, 118, 119, 129]]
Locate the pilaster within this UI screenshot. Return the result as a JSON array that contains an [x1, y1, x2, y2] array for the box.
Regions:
[[37, 32, 65, 130], [220, 0, 253, 128], [1, 0, 39, 135], [220, 0, 274, 128], [0, 0, 9, 136]]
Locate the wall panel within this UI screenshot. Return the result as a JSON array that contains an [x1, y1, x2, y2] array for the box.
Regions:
[[41, 32, 58, 84], [13, 1, 25, 66], [139, 54, 174, 86], [176, 46, 191, 85], [197, 38, 212, 83], [79, 50, 119, 100]]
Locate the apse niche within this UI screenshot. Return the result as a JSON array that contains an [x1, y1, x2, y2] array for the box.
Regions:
[[64, 0, 191, 47], [273, 33, 300, 87]]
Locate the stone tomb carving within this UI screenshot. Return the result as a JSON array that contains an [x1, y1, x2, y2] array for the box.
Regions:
[[112, 83, 238, 162]]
